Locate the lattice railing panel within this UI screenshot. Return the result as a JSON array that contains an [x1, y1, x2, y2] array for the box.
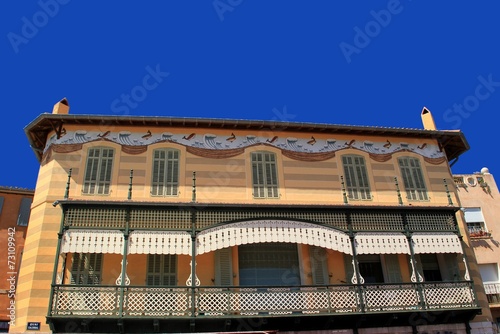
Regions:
[[124, 287, 189, 316], [351, 212, 404, 231], [328, 286, 359, 312], [51, 286, 118, 316], [197, 288, 231, 315], [130, 209, 191, 229], [64, 207, 127, 228], [407, 212, 456, 231], [423, 282, 475, 309], [50, 282, 477, 318], [196, 211, 348, 230], [363, 284, 421, 312]]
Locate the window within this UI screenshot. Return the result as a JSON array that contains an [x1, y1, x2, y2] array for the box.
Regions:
[[419, 254, 442, 281], [147, 254, 177, 286], [70, 253, 103, 285], [464, 208, 489, 237], [358, 254, 384, 283], [214, 248, 233, 286], [398, 157, 428, 201], [151, 149, 180, 196], [238, 243, 299, 286], [83, 147, 114, 195], [0, 196, 4, 215], [251, 152, 279, 198], [17, 197, 32, 226], [342, 155, 371, 200], [310, 246, 329, 285]]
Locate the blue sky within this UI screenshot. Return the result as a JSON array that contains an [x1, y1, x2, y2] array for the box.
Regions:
[[1, 1, 499, 190]]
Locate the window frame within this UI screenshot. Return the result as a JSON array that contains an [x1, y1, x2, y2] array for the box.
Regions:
[[82, 147, 115, 195], [397, 156, 429, 201], [151, 148, 180, 197], [463, 207, 490, 237], [16, 197, 32, 226], [70, 253, 103, 285], [341, 154, 372, 200], [146, 254, 177, 286], [251, 151, 280, 199]]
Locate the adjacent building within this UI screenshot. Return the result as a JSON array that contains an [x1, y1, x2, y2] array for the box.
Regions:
[[9, 99, 497, 333], [0, 187, 34, 333], [454, 168, 500, 332]]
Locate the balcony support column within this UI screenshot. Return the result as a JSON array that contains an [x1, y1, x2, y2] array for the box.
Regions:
[[347, 212, 364, 313], [118, 207, 131, 317], [403, 212, 425, 310]]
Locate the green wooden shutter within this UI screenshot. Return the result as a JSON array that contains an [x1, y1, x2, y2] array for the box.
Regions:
[[215, 248, 233, 286], [252, 153, 265, 198], [16, 197, 32, 226], [151, 149, 179, 196], [97, 148, 114, 194], [165, 150, 179, 196], [87, 254, 103, 285], [147, 254, 177, 286], [83, 148, 114, 195], [398, 157, 428, 201], [70, 253, 84, 284], [342, 156, 357, 199], [384, 255, 402, 283], [83, 148, 100, 194], [0, 196, 4, 215], [310, 246, 329, 285], [151, 150, 163, 195]]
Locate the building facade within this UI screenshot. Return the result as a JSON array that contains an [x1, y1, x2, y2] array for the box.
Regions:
[[9, 100, 497, 333], [454, 168, 500, 332], [0, 187, 34, 332]]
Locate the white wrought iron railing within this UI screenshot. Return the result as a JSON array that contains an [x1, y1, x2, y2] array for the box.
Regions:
[[50, 281, 477, 318]]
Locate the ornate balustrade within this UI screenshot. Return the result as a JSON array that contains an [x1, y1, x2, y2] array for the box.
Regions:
[[50, 281, 477, 318]]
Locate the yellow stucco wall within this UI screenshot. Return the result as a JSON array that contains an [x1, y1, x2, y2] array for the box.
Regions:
[[11, 123, 488, 333]]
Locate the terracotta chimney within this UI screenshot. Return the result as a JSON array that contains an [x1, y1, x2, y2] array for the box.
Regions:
[[421, 106, 437, 130], [52, 98, 69, 114]]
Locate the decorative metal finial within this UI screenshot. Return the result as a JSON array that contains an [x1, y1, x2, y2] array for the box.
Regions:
[[64, 168, 72, 199], [192, 171, 196, 203], [340, 175, 348, 204], [443, 178, 453, 206], [128, 170, 134, 200], [394, 176, 403, 206]]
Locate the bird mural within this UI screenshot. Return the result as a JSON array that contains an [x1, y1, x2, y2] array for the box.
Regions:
[[142, 130, 152, 139], [307, 136, 316, 145], [98, 131, 110, 138], [226, 133, 236, 142], [183, 133, 196, 140], [345, 139, 355, 147], [383, 140, 391, 149], [267, 136, 278, 143]]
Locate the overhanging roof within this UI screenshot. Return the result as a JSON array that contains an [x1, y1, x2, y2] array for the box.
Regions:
[[24, 113, 470, 163]]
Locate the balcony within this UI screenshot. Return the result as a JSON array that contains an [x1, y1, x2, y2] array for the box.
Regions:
[[47, 281, 480, 333], [484, 282, 500, 305], [468, 226, 492, 239]]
